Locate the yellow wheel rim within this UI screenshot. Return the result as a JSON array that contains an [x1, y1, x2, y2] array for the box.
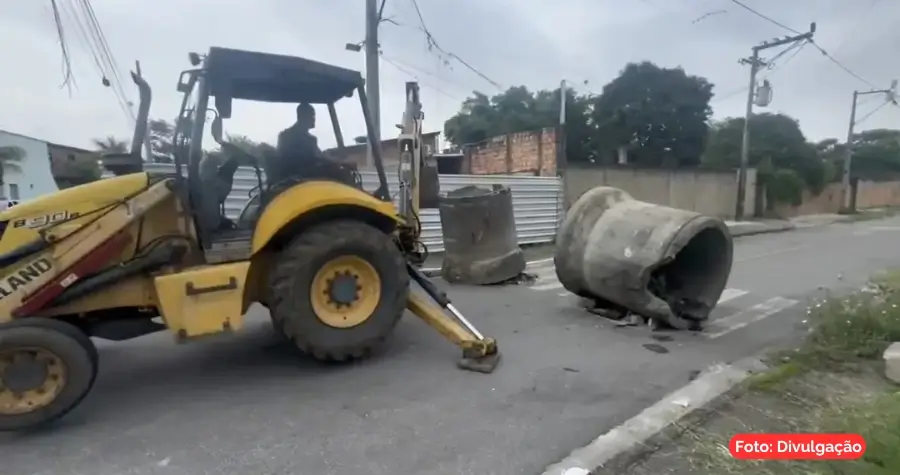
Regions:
[[311, 255, 382, 328], [0, 347, 67, 416]]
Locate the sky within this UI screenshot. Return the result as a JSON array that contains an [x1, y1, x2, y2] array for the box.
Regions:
[[1, 0, 898, 152]]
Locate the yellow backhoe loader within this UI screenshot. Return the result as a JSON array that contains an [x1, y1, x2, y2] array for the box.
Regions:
[[0, 47, 499, 431]]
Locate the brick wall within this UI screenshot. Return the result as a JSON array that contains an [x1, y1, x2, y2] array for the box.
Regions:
[[465, 128, 557, 176]]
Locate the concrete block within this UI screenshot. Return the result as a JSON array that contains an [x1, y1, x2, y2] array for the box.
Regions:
[[883, 342, 900, 383]]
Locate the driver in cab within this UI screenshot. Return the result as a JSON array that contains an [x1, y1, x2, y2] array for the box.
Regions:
[[270, 103, 328, 178]]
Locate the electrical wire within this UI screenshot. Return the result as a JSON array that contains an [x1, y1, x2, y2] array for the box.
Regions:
[[407, 0, 502, 90], [856, 99, 892, 126], [48, 0, 76, 92], [712, 41, 807, 103], [727, 0, 800, 34], [50, 0, 135, 123], [727, 0, 878, 89], [809, 42, 878, 89], [380, 54, 467, 101]]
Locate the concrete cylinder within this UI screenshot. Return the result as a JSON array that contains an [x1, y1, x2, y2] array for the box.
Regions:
[[439, 185, 526, 284], [554, 186, 733, 329]]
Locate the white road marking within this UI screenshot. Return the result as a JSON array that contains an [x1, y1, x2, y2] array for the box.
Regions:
[[530, 264, 749, 306], [704, 297, 798, 339], [716, 288, 748, 304], [540, 356, 767, 475]]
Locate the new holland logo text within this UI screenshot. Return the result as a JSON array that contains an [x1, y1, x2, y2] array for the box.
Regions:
[[13, 211, 79, 229], [0, 258, 52, 299]]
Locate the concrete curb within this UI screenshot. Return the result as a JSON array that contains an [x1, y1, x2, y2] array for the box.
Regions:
[[728, 223, 796, 238], [539, 356, 768, 475]]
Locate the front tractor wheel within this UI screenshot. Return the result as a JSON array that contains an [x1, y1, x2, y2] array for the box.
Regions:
[[269, 220, 410, 362], [0, 318, 98, 431]]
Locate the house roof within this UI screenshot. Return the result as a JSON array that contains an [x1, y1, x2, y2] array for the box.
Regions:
[[0, 128, 92, 154]]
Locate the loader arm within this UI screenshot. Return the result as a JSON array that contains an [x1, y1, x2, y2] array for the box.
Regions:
[[0, 178, 175, 323], [405, 263, 500, 373]]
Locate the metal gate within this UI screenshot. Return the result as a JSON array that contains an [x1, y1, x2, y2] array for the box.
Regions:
[[108, 163, 563, 253]]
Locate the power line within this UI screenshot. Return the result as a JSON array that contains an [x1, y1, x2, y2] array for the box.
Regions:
[[727, 0, 878, 89], [727, 0, 800, 34], [809, 42, 878, 89], [407, 0, 502, 90], [712, 41, 808, 103], [379, 54, 463, 101], [856, 99, 891, 125]]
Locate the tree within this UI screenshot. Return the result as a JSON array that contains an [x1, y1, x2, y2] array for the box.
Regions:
[[703, 113, 829, 206], [54, 157, 102, 189], [589, 61, 713, 167], [443, 86, 595, 162], [0, 146, 24, 200], [845, 129, 900, 180], [92, 136, 128, 154]]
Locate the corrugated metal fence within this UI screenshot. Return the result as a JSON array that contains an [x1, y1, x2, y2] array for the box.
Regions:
[[113, 163, 563, 253]]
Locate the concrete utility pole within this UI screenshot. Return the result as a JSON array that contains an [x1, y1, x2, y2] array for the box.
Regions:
[[365, 0, 381, 168], [841, 80, 898, 212], [734, 23, 816, 221]]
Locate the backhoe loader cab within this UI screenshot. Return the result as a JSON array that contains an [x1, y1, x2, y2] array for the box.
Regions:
[[0, 47, 497, 432], [173, 47, 394, 255]]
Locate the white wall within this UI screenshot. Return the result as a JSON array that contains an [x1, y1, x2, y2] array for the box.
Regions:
[[0, 131, 59, 208]]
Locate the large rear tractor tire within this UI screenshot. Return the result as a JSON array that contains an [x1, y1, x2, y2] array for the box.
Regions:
[[0, 318, 99, 431], [269, 220, 409, 362]]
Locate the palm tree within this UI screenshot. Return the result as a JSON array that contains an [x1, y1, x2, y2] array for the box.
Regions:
[[92, 136, 128, 154], [0, 145, 25, 201]]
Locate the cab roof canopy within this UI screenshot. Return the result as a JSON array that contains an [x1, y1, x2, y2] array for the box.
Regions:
[[204, 47, 365, 104]]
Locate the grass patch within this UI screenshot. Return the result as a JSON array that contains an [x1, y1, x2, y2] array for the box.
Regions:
[[673, 269, 900, 474]]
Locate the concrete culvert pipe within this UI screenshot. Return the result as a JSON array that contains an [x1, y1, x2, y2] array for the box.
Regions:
[[554, 186, 734, 330], [439, 185, 526, 284]]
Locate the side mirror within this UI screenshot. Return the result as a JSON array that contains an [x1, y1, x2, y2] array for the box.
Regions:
[[210, 116, 225, 145]]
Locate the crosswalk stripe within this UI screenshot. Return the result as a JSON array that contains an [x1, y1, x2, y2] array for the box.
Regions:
[[704, 297, 798, 339], [717, 288, 748, 304], [528, 264, 749, 306]]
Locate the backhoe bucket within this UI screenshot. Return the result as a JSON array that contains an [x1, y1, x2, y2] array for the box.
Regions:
[[554, 186, 734, 329]]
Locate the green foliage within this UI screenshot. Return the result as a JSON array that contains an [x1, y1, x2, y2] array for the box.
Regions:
[[148, 118, 175, 163], [590, 61, 713, 167], [443, 86, 595, 161], [443, 61, 714, 167], [704, 113, 827, 204], [765, 168, 806, 206], [54, 157, 102, 189]]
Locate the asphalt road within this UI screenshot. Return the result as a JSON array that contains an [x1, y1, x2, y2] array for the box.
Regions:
[[5, 217, 900, 475]]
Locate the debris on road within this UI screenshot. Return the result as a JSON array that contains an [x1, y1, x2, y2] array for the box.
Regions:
[[554, 186, 734, 330]]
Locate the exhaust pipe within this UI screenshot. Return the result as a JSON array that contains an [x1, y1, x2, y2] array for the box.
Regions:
[[102, 62, 151, 176]]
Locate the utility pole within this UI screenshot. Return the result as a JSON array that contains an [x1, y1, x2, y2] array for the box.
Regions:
[[734, 23, 816, 221], [365, 0, 381, 168], [841, 80, 898, 212], [841, 90, 859, 212], [558, 80, 568, 211]]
